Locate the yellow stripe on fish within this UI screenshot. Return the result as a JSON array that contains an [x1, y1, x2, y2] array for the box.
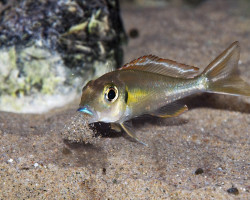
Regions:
[[125, 86, 149, 105]]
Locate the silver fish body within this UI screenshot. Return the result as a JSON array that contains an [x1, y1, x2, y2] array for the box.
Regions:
[[78, 41, 250, 145], [107, 70, 206, 121]]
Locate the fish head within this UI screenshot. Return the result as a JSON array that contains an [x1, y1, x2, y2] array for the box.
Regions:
[[78, 73, 127, 123]]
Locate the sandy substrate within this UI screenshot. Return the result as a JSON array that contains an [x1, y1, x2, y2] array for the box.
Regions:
[[0, 0, 250, 199]]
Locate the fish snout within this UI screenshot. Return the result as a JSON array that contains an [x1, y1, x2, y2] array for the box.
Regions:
[[77, 105, 94, 116], [77, 105, 98, 123]]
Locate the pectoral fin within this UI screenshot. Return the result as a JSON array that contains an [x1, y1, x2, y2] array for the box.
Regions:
[[151, 103, 188, 118], [120, 122, 148, 146], [110, 123, 122, 132]]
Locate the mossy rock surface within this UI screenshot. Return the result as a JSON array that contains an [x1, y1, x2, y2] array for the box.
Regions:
[[0, 0, 126, 113]]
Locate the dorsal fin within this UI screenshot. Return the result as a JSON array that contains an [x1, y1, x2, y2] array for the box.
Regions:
[[120, 55, 200, 78]]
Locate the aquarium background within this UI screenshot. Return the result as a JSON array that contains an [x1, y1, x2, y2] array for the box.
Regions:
[[0, 0, 249, 199]]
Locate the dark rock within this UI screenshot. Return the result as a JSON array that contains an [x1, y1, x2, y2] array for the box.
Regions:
[[129, 28, 139, 38], [227, 187, 239, 195], [194, 168, 204, 175]]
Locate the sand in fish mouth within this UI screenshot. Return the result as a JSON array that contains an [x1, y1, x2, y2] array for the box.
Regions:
[[61, 112, 100, 144]]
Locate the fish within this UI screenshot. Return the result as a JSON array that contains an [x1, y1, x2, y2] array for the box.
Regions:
[[78, 41, 250, 145]]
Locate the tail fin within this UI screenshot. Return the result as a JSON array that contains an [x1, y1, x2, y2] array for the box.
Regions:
[[203, 41, 250, 96]]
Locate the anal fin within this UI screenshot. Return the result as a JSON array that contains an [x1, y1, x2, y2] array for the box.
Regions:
[[120, 122, 148, 146], [151, 103, 188, 118]]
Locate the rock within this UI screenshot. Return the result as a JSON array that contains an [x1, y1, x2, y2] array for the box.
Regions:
[[0, 0, 126, 113], [227, 187, 239, 195], [194, 168, 204, 175]]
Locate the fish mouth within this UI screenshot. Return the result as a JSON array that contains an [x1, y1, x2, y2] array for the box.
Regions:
[[77, 106, 97, 123], [77, 105, 94, 116]]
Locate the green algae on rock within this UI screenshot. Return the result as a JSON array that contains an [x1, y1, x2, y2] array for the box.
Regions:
[[0, 0, 126, 113]]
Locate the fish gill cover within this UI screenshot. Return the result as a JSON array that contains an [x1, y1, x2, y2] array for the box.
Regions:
[[0, 0, 126, 113]]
